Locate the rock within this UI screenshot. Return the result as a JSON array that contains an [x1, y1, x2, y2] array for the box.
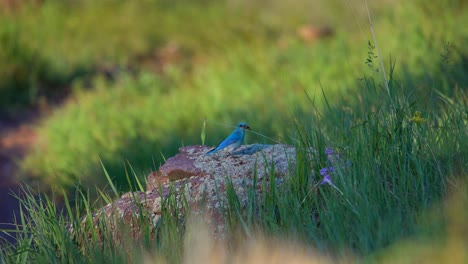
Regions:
[[84, 144, 298, 240]]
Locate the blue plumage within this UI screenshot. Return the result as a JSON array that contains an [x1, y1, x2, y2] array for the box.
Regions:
[[205, 122, 251, 155]]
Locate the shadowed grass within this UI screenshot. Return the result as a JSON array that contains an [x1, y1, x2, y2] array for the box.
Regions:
[[221, 70, 467, 255], [0, 181, 188, 263]]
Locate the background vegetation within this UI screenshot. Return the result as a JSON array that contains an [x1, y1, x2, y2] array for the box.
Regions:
[[1, 0, 465, 192], [0, 0, 467, 262]]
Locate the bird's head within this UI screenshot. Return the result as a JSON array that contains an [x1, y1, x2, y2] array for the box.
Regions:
[[237, 122, 251, 130]]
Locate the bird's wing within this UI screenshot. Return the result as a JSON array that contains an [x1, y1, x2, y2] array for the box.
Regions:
[[216, 130, 241, 149]]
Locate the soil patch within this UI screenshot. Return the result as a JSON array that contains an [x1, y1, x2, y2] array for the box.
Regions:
[[0, 110, 38, 243]]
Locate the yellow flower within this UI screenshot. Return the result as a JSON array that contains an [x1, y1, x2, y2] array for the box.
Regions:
[[410, 111, 427, 125]]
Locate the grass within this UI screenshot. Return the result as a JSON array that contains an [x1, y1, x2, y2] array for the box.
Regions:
[[221, 65, 467, 254], [0, 0, 268, 113], [14, 0, 468, 193], [1, 78, 466, 261], [0, 0, 467, 262]]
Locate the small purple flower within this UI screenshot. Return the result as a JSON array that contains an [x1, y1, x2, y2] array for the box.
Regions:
[[319, 166, 335, 185], [320, 174, 333, 185], [320, 167, 335, 176], [325, 148, 334, 156]]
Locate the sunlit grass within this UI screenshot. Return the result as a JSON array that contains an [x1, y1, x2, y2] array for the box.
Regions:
[[0, 0, 273, 113]]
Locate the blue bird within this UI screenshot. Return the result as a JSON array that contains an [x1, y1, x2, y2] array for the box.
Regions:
[[205, 122, 251, 156]]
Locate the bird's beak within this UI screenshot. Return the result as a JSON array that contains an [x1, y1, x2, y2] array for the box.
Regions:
[[245, 125, 251, 130]]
